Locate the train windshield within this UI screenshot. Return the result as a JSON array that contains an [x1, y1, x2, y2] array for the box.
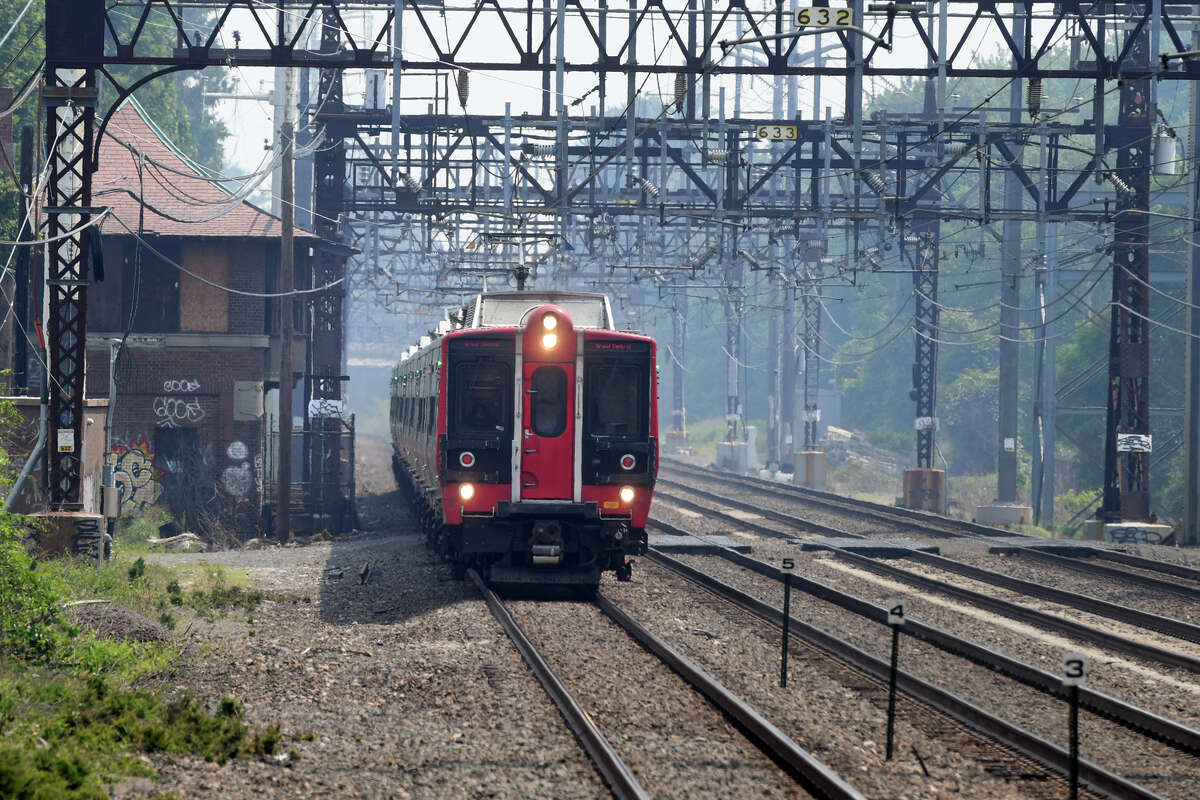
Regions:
[[530, 366, 568, 437], [586, 361, 648, 438], [452, 359, 511, 435]]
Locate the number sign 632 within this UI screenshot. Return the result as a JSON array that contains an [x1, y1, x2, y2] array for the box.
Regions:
[[794, 7, 854, 28]]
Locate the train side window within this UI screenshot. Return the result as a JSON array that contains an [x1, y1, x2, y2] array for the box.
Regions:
[[452, 359, 511, 435], [530, 366, 567, 437], [586, 362, 647, 438], [428, 396, 436, 436]]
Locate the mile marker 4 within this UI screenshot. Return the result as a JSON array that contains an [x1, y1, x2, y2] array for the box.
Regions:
[[1062, 653, 1087, 687], [885, 598, 906, 626]]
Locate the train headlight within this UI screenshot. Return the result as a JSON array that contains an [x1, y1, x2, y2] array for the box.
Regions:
[[542, 332, 557, 349], [543, 314, 558, 331], [459, 483, 476, 501], [619, 486, 635, 504]]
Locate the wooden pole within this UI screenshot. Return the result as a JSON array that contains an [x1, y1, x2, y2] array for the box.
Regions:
[[276, 120, 294, 540]]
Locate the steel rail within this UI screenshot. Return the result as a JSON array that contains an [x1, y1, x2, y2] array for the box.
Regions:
[[1004, 546, 1200, 602], [595, 594, 868, 800], [902, 549, 1200, 645], [468, 571, 650, 800], [657, 547, 1200, 755], [657, 478, 868, 538], [659, 458, 1007, 538], [648, 516, 1200, 676], [641, 549, 1165, 800], [831, 546, 1200, 675], [661, 461, 1200, 625], [1081, 549, 1200, 583]]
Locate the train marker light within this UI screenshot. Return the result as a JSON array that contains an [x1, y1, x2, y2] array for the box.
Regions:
[[543, 314, 558, 330], [619, 486, 635, 503], [620, 453, 636, 470], [459, 451, 476, 468], [459, 483, 476, 501], [542, 332, 557, 349]]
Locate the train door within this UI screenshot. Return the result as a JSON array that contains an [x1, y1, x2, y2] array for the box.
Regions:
[[520, 362, 575, 499]]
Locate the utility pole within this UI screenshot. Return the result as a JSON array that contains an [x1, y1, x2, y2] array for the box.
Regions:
[[13, 125, 32, 391], [1184, 20, 1200, 547], [996, 8, 1024, 508], [1098, 14, 1155, 534], [276, 119, 295, 541]]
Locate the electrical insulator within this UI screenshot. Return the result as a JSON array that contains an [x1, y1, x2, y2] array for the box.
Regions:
[[637, 176, 661, 199], [401, 173, 421, 193], [860, 170, 887, 195], [944, 141, 972, 158], [673, 73, 687, 112], [456, 70, 469, 108], [903, 235, 921, 245], [530, 143, 557, 157], [1108, 172, 1134, 198], [1027, 77, 1043, 118], [706, 148, 729, 163], [690, 245, 716, 269]]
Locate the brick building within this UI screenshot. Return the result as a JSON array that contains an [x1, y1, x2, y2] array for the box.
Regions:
[[85, 99, 350, 535]]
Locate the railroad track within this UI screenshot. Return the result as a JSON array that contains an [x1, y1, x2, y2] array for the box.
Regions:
[[640, 544, 1181, 799], [660, 458, 1200, 597], [469, 570, 866, 800], [654, 479, 1200, 652]]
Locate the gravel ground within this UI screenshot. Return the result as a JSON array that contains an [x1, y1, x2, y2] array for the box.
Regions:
[[665, 548, 1200, 799], [740, 540, 1200, 731], [946, 552, 1200, 626], [113, 439, 606, 800], [508, 599, 814, 799], [600, 565, 1087, 800]]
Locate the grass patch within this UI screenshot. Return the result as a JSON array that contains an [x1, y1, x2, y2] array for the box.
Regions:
[[0, 666, 280, 799]]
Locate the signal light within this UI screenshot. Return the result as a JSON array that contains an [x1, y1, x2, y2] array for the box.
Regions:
[[619, 486, 635, 504], [542, 332, 557, 349], [459, 483, 475, 501], [543, 314, 558, 331], [620, 454, 636, 471], [459, 451, 476, 468]]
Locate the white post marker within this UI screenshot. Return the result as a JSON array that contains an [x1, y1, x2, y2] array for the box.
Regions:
[[884, 597, 905, 759], [780, 556, 796, 687], [1062, 652, 1086, 800], [1062, 653, 1087, 686]]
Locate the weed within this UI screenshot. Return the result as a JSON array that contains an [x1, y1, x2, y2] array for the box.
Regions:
[[127, 557, 146, 582], [157, 612, 176, 631]]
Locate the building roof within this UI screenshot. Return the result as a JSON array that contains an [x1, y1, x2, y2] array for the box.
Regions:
[[94, 99, 321, 240]]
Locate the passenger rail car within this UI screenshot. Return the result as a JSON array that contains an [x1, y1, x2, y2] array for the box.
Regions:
[[390, 291, 657, 587]]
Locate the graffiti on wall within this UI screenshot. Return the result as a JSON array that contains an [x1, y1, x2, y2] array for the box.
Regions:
[[154, 378, 206, 428], [222, 441, 253, 497], [113, 437, 165, 510]]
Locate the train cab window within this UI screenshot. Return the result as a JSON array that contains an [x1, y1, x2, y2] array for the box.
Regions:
[[530, 366, 567, 437], [586, 362, 647, 438], [452, 360, 511, 435]]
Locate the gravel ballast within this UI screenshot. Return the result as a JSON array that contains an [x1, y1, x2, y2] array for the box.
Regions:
[[664, 547, 1200, 799], [508, 599, 816, 799]]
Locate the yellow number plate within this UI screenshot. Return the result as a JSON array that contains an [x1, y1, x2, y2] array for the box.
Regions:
[[756, 124, 798, 141], [793, 7, 854, 28]]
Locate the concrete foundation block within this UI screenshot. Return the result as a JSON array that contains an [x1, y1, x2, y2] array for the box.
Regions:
[[716, 441, 749, 473], [901, 468, 946, 513], [663, 429, 692, 455], [27, 511, 107, 562], [1085, 520, 1174, 545], [975, 504, 1033, 528], [793, 451, 827, 490]]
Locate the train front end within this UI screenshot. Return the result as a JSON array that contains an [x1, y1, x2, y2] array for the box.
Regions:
[[439, 298, 656, 587]]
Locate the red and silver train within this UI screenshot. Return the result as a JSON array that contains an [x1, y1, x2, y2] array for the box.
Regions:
[[390, 291, 657, 588]]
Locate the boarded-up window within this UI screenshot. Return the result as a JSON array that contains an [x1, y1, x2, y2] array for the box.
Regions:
[[180, 243, 230, 332]]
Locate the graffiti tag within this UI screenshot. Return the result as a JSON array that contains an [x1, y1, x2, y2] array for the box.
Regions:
[[162, 378, 201, 393], [113, 437, 165, 510], [153, 396, 206, 428]]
